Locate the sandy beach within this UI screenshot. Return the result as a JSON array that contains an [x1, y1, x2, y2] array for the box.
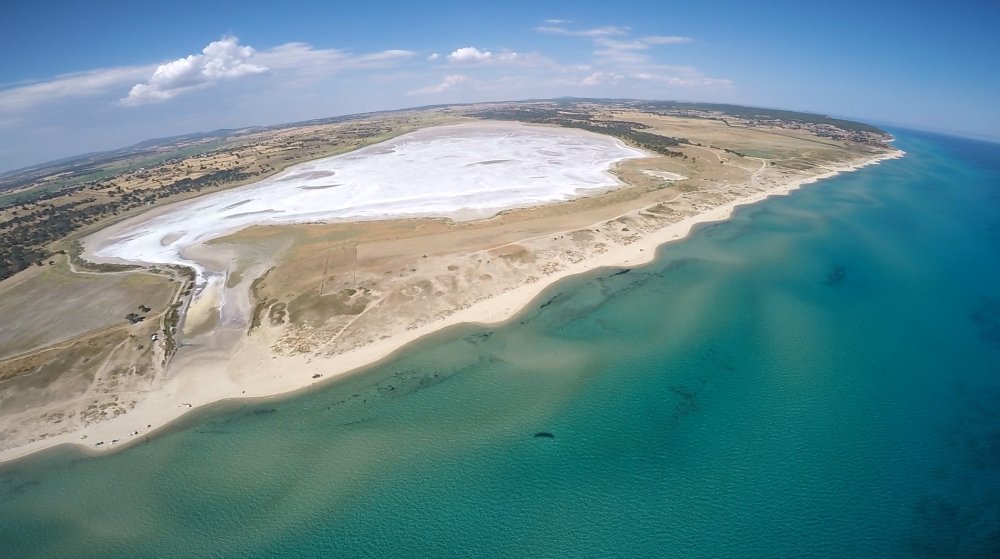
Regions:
[[0, 144, 903, 465]]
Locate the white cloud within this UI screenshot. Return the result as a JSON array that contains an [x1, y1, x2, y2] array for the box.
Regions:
[[122, 36, 267, 106], [358, 49, 416, 63], [535, 25, 629, 37], [122, 40, 416, 104], [592, 37, 654, 65], [581, 72, 624, 86], [594, 38, 650, 52], [250, 42, 350, 81], [0, 66, 151, 114], [535, 24, 726, 91], [641, 36, 694, 45], [255, 43, 411, 72], [544, 18, 571, 24], [448, 47, 493, 63], [447, 47, 525, 65], [407, 74, 470, 96], [427, 52, 440, 61], [539, 25, 694, 66], [634, 72, 732, 88], [592, 35, 696, 66], [1, 38, 419, 117]]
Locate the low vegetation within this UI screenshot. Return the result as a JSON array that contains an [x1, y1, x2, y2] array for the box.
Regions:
[[469, 106, 689, 156]]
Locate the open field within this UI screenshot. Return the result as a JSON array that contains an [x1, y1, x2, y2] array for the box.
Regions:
[[0, 255, 176, 361], [0, 100, 897, 462]]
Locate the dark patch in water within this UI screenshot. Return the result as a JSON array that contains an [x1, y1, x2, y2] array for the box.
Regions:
[[824, 264, 847, 285], [964, 429, 1000, 472], [661, 258, 692, 273], [908, 497, 965, 558], [369, 366, 464, 401], [339, 418, 370, 428], [194, 429, 235, 436], [669, 385, 699, 421], [908, 481, 1000, 558], [701, 348, 736, 373], [539, 293, 563, 309], [534, 432, 555, 439], [463, 331, 493, 344], [252, 409, 277, 416], [907, 385, 1000, 557], [8, 480, 41, 496], [954, 387, 1000, 472], [970, 296, 1000, 347], [0, 474, 41, 499], [596, 268, 667, 300], [595, 319, 620, 333]]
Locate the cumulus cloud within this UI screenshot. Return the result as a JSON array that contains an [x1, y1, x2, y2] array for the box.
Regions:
[[446, 47, 523, 65], [122, 38, 416, 105], [121, 36, 267, 106], [1, 37, 418, 117], [447, 47, 493, 63], [427, 52, 440, 61], [407, 74, 469, 96]]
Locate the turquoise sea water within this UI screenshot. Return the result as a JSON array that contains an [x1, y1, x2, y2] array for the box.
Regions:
[[1, 130, 999, 557]]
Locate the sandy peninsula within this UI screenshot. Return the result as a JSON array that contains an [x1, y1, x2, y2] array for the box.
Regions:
[[0, 110, 902, 464]]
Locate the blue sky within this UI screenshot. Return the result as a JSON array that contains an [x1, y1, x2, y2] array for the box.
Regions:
[[1, 0, 997, 172]]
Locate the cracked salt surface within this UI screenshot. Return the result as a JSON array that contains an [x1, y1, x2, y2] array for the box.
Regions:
[[92, 122, 646, 287]]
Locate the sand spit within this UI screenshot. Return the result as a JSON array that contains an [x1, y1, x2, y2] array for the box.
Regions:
[[0, 146, 903, 465]]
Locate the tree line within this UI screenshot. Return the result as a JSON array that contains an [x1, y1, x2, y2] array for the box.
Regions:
[[0, 169, 252, 281]]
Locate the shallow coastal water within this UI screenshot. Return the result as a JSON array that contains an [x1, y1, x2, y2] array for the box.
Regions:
[[2, 130, 999, 557]]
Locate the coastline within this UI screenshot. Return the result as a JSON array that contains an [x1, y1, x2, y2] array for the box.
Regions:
[[0, 147, 904, 466]]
